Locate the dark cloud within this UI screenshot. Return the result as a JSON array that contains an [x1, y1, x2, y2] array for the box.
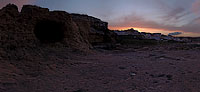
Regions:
[[168, 32, 182, 36]]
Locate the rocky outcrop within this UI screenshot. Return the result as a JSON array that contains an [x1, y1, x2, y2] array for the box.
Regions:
[[0, 4, 92, 51], [71, 14, 115, 45], [0, 4, 117, 52]]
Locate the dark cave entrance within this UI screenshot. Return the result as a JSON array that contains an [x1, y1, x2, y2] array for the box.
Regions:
[[34, 20, 65, 43]]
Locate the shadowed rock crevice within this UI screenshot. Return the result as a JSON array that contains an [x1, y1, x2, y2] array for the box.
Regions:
[[34, 20, 65, 43]]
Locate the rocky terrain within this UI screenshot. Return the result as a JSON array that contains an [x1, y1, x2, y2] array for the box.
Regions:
[[0, 4, 200, 92]]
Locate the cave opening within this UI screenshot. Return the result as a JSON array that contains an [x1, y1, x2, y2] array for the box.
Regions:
[[34, 20, 65, 43]]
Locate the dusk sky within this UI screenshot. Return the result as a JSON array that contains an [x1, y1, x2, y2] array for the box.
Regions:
[[1, 0, 200, 37]]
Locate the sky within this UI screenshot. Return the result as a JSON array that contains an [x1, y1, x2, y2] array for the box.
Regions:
[[0, 0, 200, 37]]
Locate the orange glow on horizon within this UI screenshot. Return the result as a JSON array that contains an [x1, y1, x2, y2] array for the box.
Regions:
[[108, 26, 200, 37], [108, 26, 179, 35]]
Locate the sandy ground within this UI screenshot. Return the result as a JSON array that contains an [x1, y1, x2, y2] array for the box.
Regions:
[[0, 43, 200, 92]]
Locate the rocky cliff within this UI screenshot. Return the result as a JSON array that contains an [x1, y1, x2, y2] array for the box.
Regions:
[[0, 3, 120, 59], [0, 4, 93, 51], [71, 14, 116, 46], [0, 4, 116, 52]]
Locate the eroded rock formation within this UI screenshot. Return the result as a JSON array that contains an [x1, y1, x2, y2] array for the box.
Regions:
[[0, 4, 116, 52], [71, 14, 116, 46], [0, 5, 80, 51]]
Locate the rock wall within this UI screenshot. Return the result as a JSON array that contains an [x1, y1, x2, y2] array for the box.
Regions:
[[0, 4, 92, 51], [71, 14, 114, 45], [0, 4, 117, 53]]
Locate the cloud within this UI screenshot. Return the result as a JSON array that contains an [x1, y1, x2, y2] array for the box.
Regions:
[[163, 7, 189, 22], [109, 13, 159, 28], [168, 32, 182, 36], [0, 0, 35, 10], [192, 0, 200, 16], [153, 0, 171, 11], [108, 0, 200, 35], [109, 12, 200, 34], [109, 13, 177, 30]]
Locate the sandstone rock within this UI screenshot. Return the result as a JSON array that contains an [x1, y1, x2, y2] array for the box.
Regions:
[[0, 4, 118, 64], [71, 14, 116, 45], [0, 4, 91, 51]]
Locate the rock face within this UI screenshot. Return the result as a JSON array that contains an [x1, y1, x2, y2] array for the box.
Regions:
[[0, 4, 95, 51], [0, 4, 116, 52], [71, 14, 115, 45]]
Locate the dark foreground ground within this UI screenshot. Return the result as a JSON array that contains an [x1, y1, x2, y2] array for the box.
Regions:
[[0, 43, 200, 92]]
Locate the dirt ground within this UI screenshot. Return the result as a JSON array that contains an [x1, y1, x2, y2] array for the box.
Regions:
[[0, 43, 200, 92]]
